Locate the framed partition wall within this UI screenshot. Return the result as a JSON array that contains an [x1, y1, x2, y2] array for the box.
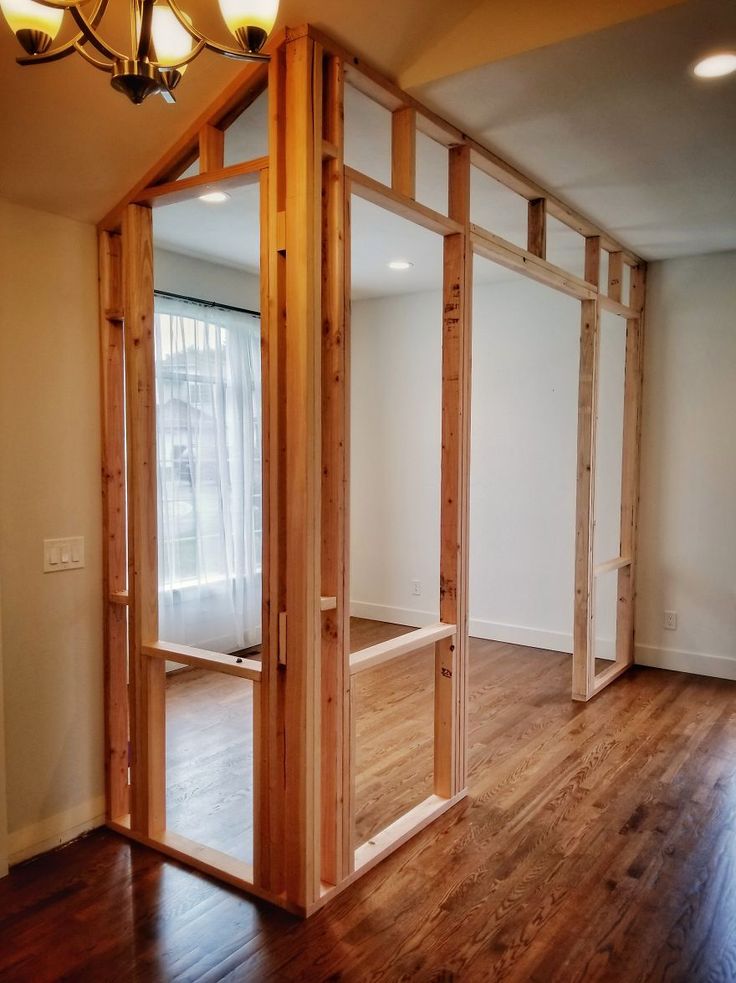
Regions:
[[98, 24, 646, 917]]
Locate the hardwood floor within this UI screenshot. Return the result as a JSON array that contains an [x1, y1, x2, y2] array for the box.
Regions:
[[2, 629, 736, 981]]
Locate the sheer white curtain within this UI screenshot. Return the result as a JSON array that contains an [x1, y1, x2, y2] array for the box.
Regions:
[[154, 296, 261, 653]]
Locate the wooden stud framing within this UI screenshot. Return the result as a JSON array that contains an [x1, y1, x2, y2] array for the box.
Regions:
[[471, 225, 596, 301], [572, 292, 599, 702], [608, 251, 623, 303], [135, 158, 266, 208], [99, 21, 647, 916], [198, 124, 225, 173], [99, 231, 128, 821], [615, 265, 647, 668], [320, 52, 351, 887], [391, 106, 416, 200], [527, 198, 547, 259], [258, 46, 287, 898], [282, 31, 324, 913], [121, 204, 166, 833], [438, 144, 472, 797], [347, 167, 462, 236]]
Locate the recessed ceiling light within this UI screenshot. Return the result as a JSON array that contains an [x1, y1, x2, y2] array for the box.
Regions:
[[198, 191, 230, 204], [692, 52, 736, 79], [388, 260, 413, 271]]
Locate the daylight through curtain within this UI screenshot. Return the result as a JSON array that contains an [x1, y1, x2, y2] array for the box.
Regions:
[[154, 296, 262, 653]]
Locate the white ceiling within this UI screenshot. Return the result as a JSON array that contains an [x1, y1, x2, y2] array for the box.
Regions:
[[154, 82, 588, 298], [0, 0, 481, 223], [153, 171, 524, 298], [9, 0, 733, 290], [418, 0, 736, 260], [153, 0, 736, 297]]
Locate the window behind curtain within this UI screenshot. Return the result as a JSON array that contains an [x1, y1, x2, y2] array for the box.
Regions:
[[154, 296, 262, 654]]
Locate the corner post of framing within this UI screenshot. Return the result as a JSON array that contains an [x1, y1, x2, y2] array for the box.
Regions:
[[437, 143, 472, 795], [283, 28, 324, 913], [256, 37, 288, 900], [99, 230, 129, 821], [615, 263, 647, 666], [121, 203, 166, 833], [573, 235, 601, 701], [320, 51, 351, 885]]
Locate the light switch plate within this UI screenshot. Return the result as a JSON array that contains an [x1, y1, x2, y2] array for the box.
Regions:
[[44, 537, 85, 573]]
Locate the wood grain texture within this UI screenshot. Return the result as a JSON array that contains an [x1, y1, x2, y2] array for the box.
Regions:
[[527, 197, 547, 259], [259, 54, 287, 896], [3, 636, 736, 981], [99, 230, 129, 821], [572, 296, 598, 702], [320, 52, 351, 887], [283, 32, 324, 911], [122, 204, 165, 834], [391, 106, 416, 199]]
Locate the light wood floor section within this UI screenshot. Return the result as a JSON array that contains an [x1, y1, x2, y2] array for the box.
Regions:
[[2, 627, 736, 981]]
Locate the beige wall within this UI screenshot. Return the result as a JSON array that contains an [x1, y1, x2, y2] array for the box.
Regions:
[[636, 250, 736, 678], [0, 197, 104, 864]]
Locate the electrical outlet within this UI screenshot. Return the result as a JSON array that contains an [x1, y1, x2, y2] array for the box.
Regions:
[[664, 610, 678, 631], [412, 580, 422, 596]]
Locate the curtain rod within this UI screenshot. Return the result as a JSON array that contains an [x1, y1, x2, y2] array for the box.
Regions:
[[154, 289, 260, 318]]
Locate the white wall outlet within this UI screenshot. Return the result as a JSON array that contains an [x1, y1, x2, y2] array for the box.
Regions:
[[664, 610, 678, 631], [412, 580, 422, 596], [44, 537, 85, 573]]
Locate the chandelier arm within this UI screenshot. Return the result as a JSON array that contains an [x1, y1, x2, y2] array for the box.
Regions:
[[20, 0, 85, 8], [136, 0, 154, 59], [73, 39, 113, 71], [15, 0, 109, 65], [68, 3, 126, 61], [166, 0, 269, 61]]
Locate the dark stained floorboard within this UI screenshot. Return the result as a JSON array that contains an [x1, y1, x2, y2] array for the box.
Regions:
[[2, 631, 736, 981]]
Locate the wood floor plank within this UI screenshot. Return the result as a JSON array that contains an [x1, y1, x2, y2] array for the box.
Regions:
[[1, 628, 736, 981]]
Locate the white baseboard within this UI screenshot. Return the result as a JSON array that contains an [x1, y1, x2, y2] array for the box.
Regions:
[[7, 796, 105, 867], [468, 617, 573, 654], [635, 643, 736, 682], [350, 601, 438, 628], [350, 602, 576, 655]]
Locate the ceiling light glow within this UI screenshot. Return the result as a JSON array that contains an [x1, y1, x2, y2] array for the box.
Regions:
[[692, 52, 736, 78], [199, 191, 230, 203], [388, 260, 413, 271]]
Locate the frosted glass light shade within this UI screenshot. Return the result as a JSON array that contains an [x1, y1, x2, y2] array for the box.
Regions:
[[151, 3, 193, 66], [218, 0, 278, 36], [0, 0, 63, 39]]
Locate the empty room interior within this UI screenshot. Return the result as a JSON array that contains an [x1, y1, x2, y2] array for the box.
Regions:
[[0, 0, 735, 979]]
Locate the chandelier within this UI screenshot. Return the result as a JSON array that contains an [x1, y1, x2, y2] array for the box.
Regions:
[[0, 0, 278, 104]]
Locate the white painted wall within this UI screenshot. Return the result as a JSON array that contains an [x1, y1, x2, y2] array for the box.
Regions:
[[635, 251, 736, 679], [350, 290, 443, 624], [0, 222, 259, 867], [0, 198, 104, 865], [351, 253, 736, 680], [154, 248, 260, 312], [350, 276, 583, 650]]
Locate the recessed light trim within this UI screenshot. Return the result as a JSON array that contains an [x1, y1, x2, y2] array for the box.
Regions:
[[388, 259, 413, 271], [198, 191, 231, 204], [692, 52, 736, 79]]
